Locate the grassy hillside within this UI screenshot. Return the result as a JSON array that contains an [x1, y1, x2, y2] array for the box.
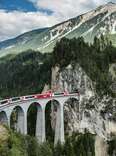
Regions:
[[0, 125, 116, 156], [0, 125, 95, 156]]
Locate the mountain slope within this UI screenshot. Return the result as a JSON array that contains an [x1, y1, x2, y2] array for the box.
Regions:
[[0, 2, 116, 57]]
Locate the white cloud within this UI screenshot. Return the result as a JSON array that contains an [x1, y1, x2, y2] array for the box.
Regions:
[[37, 0, 94, 18], [0, 10, 60, 41], [0, 0, 115, 41], [31, 0, 115, 18]]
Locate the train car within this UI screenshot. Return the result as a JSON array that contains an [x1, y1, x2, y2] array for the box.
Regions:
[[53, 92, 64, 96], [0, 99, 9, 105], [53, 90, 79, 96], [53, 91, 69, 96], [35, 92, 52, 99], [21, 95, 36, 100], [10, 97, 21, 102]]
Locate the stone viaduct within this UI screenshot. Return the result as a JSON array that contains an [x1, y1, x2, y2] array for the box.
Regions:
[[0, 94, 79, 144]]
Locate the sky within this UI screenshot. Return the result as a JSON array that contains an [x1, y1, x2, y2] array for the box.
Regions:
[[0, 0, 115, 41]]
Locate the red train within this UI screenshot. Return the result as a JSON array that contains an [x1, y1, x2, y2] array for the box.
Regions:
[[0, 90, 79, 105], [35, 90, 70, 99]]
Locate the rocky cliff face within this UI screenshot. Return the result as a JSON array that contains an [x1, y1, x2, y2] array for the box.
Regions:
[[51, 64, 116, 140]]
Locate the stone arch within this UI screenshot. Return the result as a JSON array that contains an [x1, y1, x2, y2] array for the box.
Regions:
[[27, 102, 42, 137], [45, 99, 61, 143], [10, 106, 24, 134], [0, 111, 8, 125], [63, 97, 79, 136]]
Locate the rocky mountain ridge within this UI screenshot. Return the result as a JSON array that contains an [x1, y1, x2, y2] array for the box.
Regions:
[[0, 2, 116, 57]]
